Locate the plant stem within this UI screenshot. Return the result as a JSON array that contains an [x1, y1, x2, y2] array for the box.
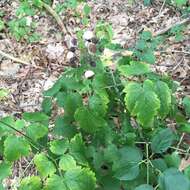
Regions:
[[146, 143, 150, 185]]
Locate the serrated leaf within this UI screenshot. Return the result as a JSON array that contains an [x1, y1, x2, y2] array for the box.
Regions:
[[124, 80, 160, 127], [50, 139, 69, 155], [19, 176, 42, 190], [0, 162, 12, 181], [0, 116, 15, 135], [154, 81, 171, 118], [26, 123, 48, 141], [151, 128, 174, 153], [57, 92, 83, 117], [183, 97, 190, 117], [89, 95, 108, 116], [34, 153, 56, 177], [64, 168, 96, 190], [135, 184, 153, 190], [59, 154, 77, 171], [4, 136, 30, 162], [44, 175, 68, 190], [23, 112, 49, 122], [159, 168, 190, 190], [118, 61, 150, 77], [54, 116, 77, 138], [74, 106, 107, 133], [69, 134, 88, 165]]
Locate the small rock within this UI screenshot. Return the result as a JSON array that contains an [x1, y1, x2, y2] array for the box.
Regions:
[[66, 51, 78, 67], [84, 70, 95, 79], [83, 30, 95, 41]]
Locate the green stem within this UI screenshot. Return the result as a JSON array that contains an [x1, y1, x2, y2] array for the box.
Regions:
[[146, 143, 149, 185]]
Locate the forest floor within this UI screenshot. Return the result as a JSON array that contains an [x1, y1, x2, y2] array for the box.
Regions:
[[0, 0, 190, 189]]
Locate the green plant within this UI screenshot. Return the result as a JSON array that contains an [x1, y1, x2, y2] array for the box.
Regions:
[[1, 31, 190, 189], [7, 0, 42, 42], [133, 31, 163, 64]]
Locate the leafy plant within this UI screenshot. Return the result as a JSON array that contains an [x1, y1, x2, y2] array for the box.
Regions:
[[133, 31, 162, 64], [1, 29, 190, 189], [0, 1, 190, 189]]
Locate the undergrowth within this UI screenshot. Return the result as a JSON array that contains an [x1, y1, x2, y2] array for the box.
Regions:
[[0, 0, 190, 190]]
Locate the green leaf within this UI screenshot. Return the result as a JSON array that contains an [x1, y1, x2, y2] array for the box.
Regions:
[[89, 95, 108, 116], [50, 139, 69, 155], [0, 88, 9, 100], [151, 159, 168, 172], [164, 152, 181, 168], [113, 146, 143, 181], [118, 61, 150, 77], [154, 81, 171, 118], [141, 50, 155, 64], [159, 168, 190, 190], [32, 0, 43, 8], [4, 136, 30, 162], [34, 153, 56, 177], [26, 124, 48, 141], [175, 0, 187, 6], [23, 112, 49, 122], [42, 97, 52, 115], [183, 97, 190, 117], [0, 162, 12, 181], [57, 92, 83, 117], [44, 175, 68, 190], [0, 19, 5, 31], [59, 154, 77, 171], [19, 176, 42, 190], [178, 123, 190, 133], [75, 106, 107, 133], [135, 184, 153, 190], [69, 134, 88, 165], [0, 116, 15, 135], [83, 4, 91, 16], [151, 128, 174, 153], [64, 168, 96, 190], [54, 116, 77, 138], [124, 80, 160, 127]]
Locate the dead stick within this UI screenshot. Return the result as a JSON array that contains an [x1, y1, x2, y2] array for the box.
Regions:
[[0, 50, 29, 65], [42, 2, 68, 34], [153, 17, 190, 36]]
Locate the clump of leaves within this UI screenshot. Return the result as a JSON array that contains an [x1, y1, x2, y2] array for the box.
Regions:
[[1, 29, 190, 189], [133, 31, 163, 64]]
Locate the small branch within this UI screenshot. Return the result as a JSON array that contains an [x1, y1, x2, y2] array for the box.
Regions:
[[42, 2, 68, 34], [153, 17, 190, 36], [0, 50, 30, 65]]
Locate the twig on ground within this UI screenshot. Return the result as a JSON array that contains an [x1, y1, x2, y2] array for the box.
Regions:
[[42, 2, 69, 34], [153, 17, 190, 36], [0, 50, 30, 65], [158, 0, 166, 16]]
